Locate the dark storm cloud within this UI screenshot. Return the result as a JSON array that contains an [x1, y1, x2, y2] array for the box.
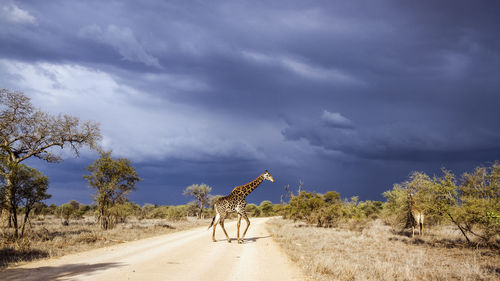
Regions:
[[282, 111, 500, 162], [1, 0, 500, 204]]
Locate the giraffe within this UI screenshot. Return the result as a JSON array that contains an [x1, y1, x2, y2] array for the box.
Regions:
[[208, 170, 275, 243], [407, 193, 424, 237]]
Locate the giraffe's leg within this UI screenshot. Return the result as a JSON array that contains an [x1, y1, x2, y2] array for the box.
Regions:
[[212, 213, 220, 242], [237, 213, 242, 243], [421, 216, 424, 237], [219, 219, 231, 243], [241, 212, 251, 241], [212, 223, 217, 242]]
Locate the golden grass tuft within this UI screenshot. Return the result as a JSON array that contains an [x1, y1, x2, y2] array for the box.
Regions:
[[266, 218, 499, 281]]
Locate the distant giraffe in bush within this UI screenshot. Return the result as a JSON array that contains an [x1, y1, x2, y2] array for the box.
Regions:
[[406, 193, 424, 237], [208, 170, 275, 243]]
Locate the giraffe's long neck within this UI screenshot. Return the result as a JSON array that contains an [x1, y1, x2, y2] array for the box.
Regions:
[[409, 197, 420, 213], [233, 174, 265, 197]]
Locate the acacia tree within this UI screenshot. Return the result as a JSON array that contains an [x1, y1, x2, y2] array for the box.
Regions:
[[183, 184, 211, 219], [0, 164, 50, 238], [0, 89, 100, 236], [84, 150, 140, 230], [383, 171, 440, 229], [383, 165, 499, 244], [452, 163, 500, 243]]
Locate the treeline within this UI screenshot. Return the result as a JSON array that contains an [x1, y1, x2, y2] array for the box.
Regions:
[[280, 162, 499, 245], [13, 199, 284, 224], [17, 201, 190, 223]]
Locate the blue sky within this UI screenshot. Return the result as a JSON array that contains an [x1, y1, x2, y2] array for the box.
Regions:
[[1, 0, 499, 205]]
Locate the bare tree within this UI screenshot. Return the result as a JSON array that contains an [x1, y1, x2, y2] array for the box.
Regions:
[[0, 89, 101, 236], [184, 184, 211, 219]]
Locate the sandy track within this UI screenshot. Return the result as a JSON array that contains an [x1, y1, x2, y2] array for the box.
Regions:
[[1, 217, 304, 281]]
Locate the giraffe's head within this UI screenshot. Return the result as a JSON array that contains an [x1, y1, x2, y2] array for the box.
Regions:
[[263, 170, 275, 182], [408, 192, 417, 205]]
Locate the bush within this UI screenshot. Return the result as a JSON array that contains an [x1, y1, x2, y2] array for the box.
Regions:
[[148, 206, 170, 219], [78, 204, 92, 216], [310, 203, 343, 227], [343, 196, 365, 221], [108, 202, 140, 223], [451, 163, 500, 243], [246, 204, 261, 217], [48, 204, 58, 215], [185, 202, 200, 217], [283, 191, 327, 225], [140, 203, 155, 219], [165, 206, 187, 221], [282, 189, 374, 227], [272, 204, 284, 216], [58, 203, 75, 225], [259, 200, 274, 217], [358, 200, 383, 219]]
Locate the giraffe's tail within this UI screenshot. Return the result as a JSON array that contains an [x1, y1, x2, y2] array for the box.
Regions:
[[208, 216, 216, 230], [208, 213, 220, 230]]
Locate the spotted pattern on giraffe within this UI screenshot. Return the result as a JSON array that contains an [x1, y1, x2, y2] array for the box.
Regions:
[[208, 170, 275, 243]]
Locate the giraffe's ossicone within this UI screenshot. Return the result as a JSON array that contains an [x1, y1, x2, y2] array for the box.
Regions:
[[208, 170, 275, 243]]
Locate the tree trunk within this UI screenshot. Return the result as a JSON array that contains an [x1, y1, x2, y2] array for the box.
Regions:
[[11, 199, 19, 239], [447, 212, 470, 243], [7, 170, 19, 238], [7, 212, 12, 228], [100, 206, 107, 230], [5, 175, 13, 228], [21, 207, 31, 237], [197, 199, 204, 219]]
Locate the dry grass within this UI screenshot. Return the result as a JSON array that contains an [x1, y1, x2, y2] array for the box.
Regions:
[[0, 215, 211, 269], [266, 218, 499, 281]]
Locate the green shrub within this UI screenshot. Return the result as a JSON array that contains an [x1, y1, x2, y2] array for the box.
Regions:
[[148, 206, 170, 219], [58, 203, 75, 225], [452, 163, 500, 243], [283, 191, 326, 224], [272, 204, 284, 216], [140, 203, 155, 219], [166, 206, 187, 221], [246, 204, 261, 217], [358, 200, 383, 219], [282, 189, 371, 227], [185, 202, 200, 217], [310, 203, 343, 227], [259, 200, 274, 217], [108, 202, 140, 222]]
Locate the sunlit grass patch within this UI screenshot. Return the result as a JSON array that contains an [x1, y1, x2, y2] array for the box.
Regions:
[[266, 218, 499, 281]]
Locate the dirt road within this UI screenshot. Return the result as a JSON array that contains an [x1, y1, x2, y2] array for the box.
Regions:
[[1, 217, 304, 281]]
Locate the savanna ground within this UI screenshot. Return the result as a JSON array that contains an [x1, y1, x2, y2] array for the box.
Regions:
[[266, 218, 500, 281], [0, 215, 212, 270]]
